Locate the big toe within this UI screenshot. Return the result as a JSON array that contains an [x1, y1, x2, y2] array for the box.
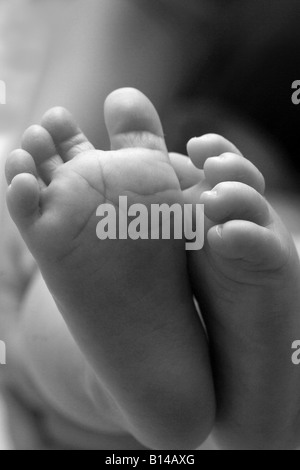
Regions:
[[104, 88, 167, 153]]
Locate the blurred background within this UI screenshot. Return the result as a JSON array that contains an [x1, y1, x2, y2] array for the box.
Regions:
[[2, 0, 300, 190], [0, 0, 52, 218], [1, 0, 300, 450], [0, 398, 11, 450], [0, 0, 50, 450]]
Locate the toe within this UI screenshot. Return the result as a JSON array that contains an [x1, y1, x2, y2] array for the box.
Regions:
[[169, 152, 204, 190], [207, 220, 285, 267], [187, 134, 242, 170], [104, 88, 167, 153], [7, 173, 40, 228], [41, 107, 94, 161], [200, 182, 271, 226], [204, 153, 265, 194], [5, 149, 37, 185], [22, 125, 62, 184]]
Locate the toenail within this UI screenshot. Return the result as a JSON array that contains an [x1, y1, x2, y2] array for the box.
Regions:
[[215, 225, 223, 238], [203, 189, 218, 197], [10, 177, 17, 188]]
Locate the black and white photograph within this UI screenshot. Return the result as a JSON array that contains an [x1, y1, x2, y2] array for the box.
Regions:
[[1, 0, 300, 452]]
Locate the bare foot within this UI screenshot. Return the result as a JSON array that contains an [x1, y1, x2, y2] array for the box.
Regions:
[[185, 134, 300, 449], [5, 88, 214, 449]]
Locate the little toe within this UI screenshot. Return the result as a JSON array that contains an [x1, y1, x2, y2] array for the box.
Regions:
[[200, 182, 271, 227], [187, 134, 242, 170], [104, 88, 167, 153], [41, 107, 95, 161], [204, 153, 265, 194], [7, 173, 40, 228], [5, 149, 37, 185], [207, 220, 285, 267], [22, 125, 62, 184]]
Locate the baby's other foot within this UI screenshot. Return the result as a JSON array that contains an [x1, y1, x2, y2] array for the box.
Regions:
[[186, 135, 300, 449], [5, 89, 215, 449]]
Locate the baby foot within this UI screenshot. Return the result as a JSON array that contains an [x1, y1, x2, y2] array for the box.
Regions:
[[186, 134, 300, 449], [5, 88, 214, 449]]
